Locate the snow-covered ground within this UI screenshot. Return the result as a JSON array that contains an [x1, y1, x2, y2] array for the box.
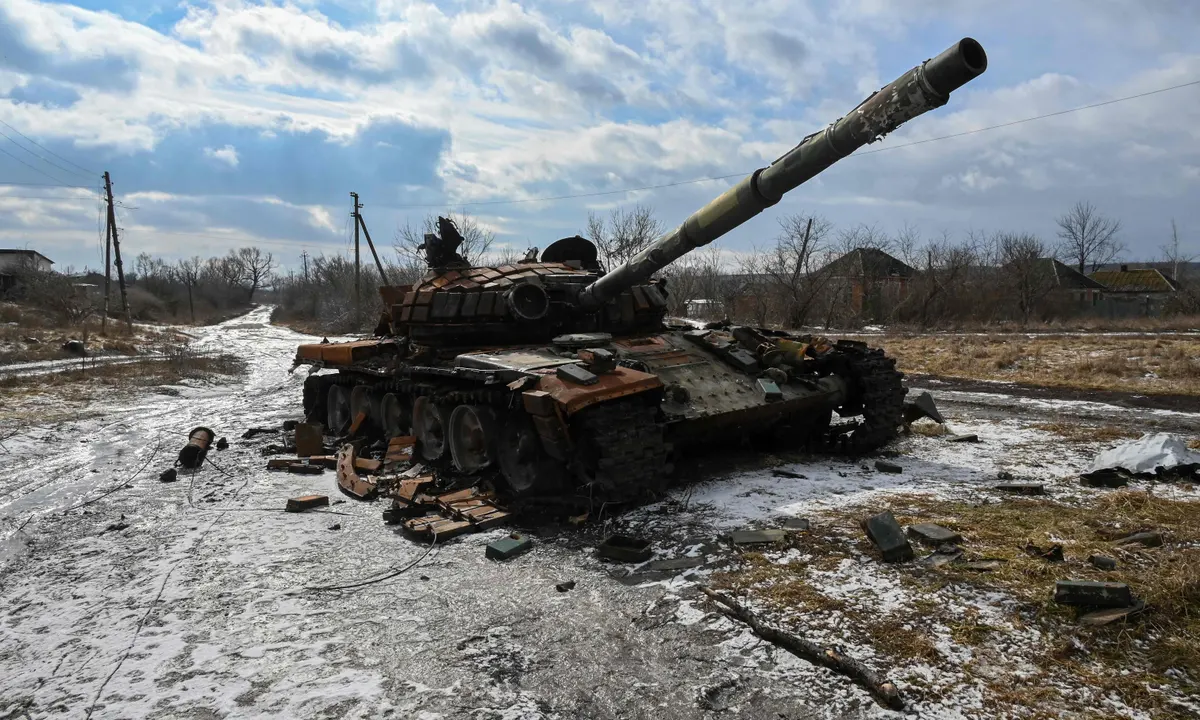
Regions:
[[1, 307, 1196, 719]]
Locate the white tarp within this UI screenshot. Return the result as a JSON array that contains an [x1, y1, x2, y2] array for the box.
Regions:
[[1088, 432, 1200, 475]]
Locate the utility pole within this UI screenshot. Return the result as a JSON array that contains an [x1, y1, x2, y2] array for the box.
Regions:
[[352, 194, 387, 283], [301, 250, 310, 285], [103, 172, 132, 332], [102, 191, 111, 335], [352, 192, 361, 326]]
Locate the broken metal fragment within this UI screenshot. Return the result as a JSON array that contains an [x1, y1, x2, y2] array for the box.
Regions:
[[158, 468, 178, 483], [902, 391, 945, 425], [771, 468, 806, 479], [486, 533, 532, 560], [1023, 541, 1064, 562], [241, 427, 276, 439], [216, 437, 229, 450], [782, 517, 811, 531], [643, 556, 706, 573], [294, 423, 324, 457], [947, 434, 979, 443], [907, 523, 962, 546], [861, 511, 914, 563], [874, 460, 902, 474], [597, 534, 653, 563], [1079, 600, 1145, 627], [1088, 555, 1117, 571], [285, 494, 330, 512], [958, 559, 1005, 572], [177, 427, 215, 470], [729, 529, 785, 545], [1115, 531, 1163, 548], [1054, 580, 1134, 608], [756, 378, 783, 402], [555, 580, 577, 592], [1079, 468, 1129, 488]]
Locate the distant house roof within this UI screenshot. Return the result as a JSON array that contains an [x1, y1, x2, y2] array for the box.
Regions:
[[1089, 267, 1180, 293], [0, 249, 54, 264], [819, 247, 916, 279], [1041, 258, 1106, 290]]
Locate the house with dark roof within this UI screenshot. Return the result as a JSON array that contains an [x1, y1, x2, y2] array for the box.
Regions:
[[815, 247, 917, 320], [1088, 264, 1181, 317], [1039, 258, 1106, 308]]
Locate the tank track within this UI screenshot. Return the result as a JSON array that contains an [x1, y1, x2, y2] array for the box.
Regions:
[[571, 398, 673, 501], [821, 343, 906, 454]]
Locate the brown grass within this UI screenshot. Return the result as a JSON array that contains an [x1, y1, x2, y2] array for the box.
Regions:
[[0, 353, 246, 405], [908, 420, 950, 437], [713, 490, 1200, 718], [854, 333, 1200, 396]]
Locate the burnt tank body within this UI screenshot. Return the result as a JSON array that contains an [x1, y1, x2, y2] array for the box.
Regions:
[[292, 39, 988, 499]]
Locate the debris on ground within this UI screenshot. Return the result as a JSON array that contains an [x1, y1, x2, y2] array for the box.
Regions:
[[920, 544, 964, 568], [1054, 580, 1134, 608], [294, 422, 325, 457], [728, 529, 785, 545], [400, 486, 510, 540], [1023, 541, 1064, 562], [597, 534, 653, 563], [215, 437, 229, 450], [771, 468, 806, 479], [902, 390, 945, 426], [241, 427, 276, 439], [947, 433, 979, 443], [328, 523, 341, 531], [335, 443, 378, 499], [1087, 432, 1200, 479], [555, 580, 576, 592], [1088, 554, 1118, 570], [861, 510, 914, 562], [158, 468, 177, 483], [781, 517, 811, 531], [485, 533, 532, 560], [1080, 600, 1146, 627], [103, 519, 129, 532], [1114, 530, 1163, 547], [874, 460, 902, 474], [285, 494, 330, 512], [1079, 467, 1130, 488], [906, 522, 961, 545], [177, 426, 215, 469]]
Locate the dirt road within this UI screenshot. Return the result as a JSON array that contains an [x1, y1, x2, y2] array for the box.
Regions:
[[1, 308, 1196, 719]]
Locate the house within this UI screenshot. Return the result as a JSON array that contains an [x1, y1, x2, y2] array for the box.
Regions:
[[816, 247, 917, 320], [0, 249, 55, 292], [1088, 264, 1180, 317], [1039, 258, 1106, 308]]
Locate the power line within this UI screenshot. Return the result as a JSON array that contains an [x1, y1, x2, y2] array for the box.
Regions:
[[378, 77, 1200, 210], [0, 180, 98, 189], [0, 127, 94, 182], [0, 146, 84, 188], [0, 195, 98, 200], [0, 118, 98, 176]]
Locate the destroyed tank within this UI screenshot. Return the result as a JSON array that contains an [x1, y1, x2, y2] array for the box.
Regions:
[[292, 38, 988, 499]]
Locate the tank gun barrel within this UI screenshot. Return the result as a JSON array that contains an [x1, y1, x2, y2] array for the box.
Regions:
[[579, 37, 987, 311]]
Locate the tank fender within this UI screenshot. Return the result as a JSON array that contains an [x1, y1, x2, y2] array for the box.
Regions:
[[533, 366, 664, 416]]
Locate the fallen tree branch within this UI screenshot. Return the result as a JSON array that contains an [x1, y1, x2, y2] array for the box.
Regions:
[[700, 586, 904, 711]]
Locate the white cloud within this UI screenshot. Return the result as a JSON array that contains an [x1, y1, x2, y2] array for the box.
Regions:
[[204, 144, 240, 167]]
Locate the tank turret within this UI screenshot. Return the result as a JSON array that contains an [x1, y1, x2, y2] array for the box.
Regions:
[[579, 37, 987, 310]]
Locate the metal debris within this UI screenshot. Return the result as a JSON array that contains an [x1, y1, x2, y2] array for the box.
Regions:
[[294, 423, 324, 457], [486, 534, 532, 560], [874, 460, 903, 474], [215, 437, 229, 450], [907, 523, 961, 546], [1080, 600, 1146, 627], [285, 495, 330, 512], [902, 391, 945, 425], [1054, 580, 1134, 608], [597, 534, 653, 563], [1115, 530, 1163, 548], [158, 468, 178, 483], [947, 433, 979, 443], [728, 529, 785, 545], [555, 580, 576, 592], [1088, 555, 1118, 571], [861, 511, 914, 563], [994, 482, 1045, 495], [177, 427, 215, 470]]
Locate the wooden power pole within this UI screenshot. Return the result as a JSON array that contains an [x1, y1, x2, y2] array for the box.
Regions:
[[103, 171, 132, 332], [352, 192, 361, 326], [102, 188, 111, 335]]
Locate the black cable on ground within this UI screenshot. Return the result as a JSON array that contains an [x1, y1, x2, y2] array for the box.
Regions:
[[64, 439, 164, 512], [301, 531, 439, 592]]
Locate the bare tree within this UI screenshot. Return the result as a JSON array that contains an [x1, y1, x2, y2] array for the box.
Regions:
[[234, 247, 275, 301], [394, 211, 496, 268], [586, 204, 664, 271], [1160, 218, 1196, 283], [998, 232, 1056, 324], [660, 246, 726, 318], [740, 213, 835, 328], [175, 256, 203, 323], [1055, 201, 1124, 275]]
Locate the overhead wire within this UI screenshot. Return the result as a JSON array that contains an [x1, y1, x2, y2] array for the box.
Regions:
[[0, 126, 95, 182], [0, 117, 98, 176], [375, 77, 1200, 210], [0, 145, 84, 188]]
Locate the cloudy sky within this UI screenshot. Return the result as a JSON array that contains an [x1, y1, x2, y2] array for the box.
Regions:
[[1, 0, 1198, 273]]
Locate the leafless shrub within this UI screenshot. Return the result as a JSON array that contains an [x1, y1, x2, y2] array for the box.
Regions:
[[586, 204, 663, 272]]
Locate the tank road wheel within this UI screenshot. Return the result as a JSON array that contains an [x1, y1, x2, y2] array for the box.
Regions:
[[412, 396, 449, 462], [302, 374, 329, 423], [380, 393, 411, 440], [495, 415, 566, 496], [349, 385, 374, 433], [448, 405, 498, 473], [326, 383, 352, 435]]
